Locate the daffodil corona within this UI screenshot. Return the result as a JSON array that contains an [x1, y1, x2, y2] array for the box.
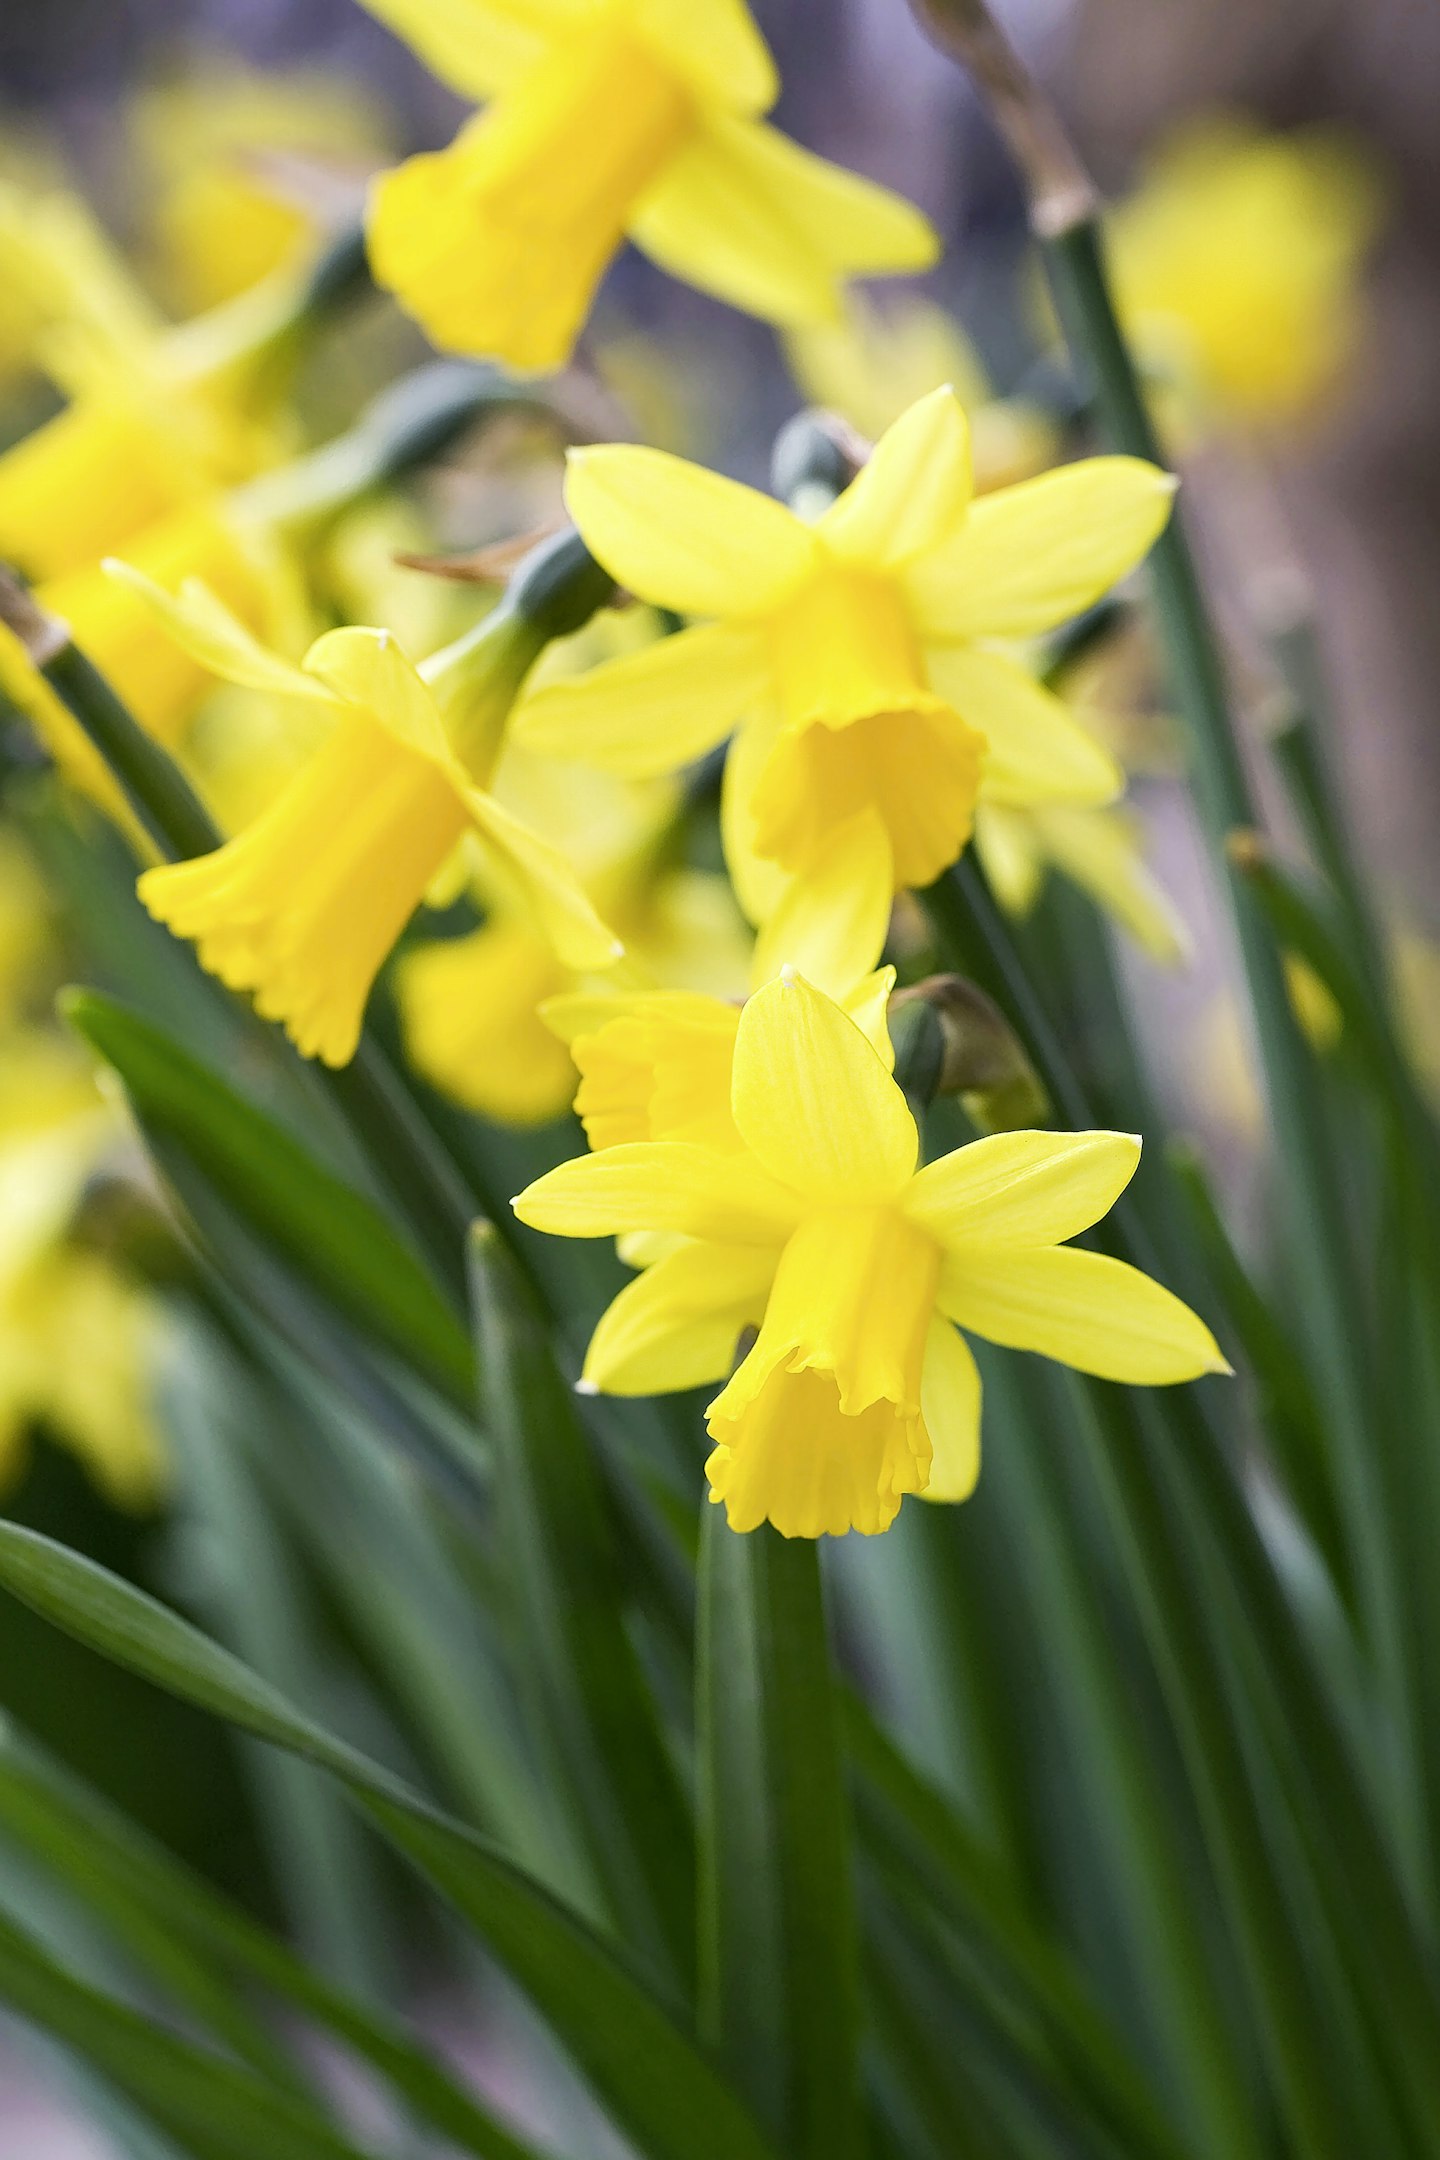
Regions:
[[517, 387, 1176, 967], [360, 0, 936, 371], [515, 971, 1226, 1537]]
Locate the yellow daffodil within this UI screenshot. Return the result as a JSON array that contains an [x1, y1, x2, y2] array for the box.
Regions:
[[515, 970, 1225, 1537], [0, 1032, 164, 1510], [360, 0, 935, 371], [516, 386, 1175, 964], [113, 569, 620, 1066], [1106, 115, 1384, 431], [785, 292, 1059, 496]]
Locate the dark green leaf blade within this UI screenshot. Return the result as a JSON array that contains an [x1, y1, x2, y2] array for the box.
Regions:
[[63, 987, 474, 1407], [697, 1511, 863, 2160], [0, 1521, 778, 2160], [469, 1222, 695, 1990]]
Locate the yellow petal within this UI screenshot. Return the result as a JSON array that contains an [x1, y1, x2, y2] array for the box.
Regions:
[[569, 992, 741, 1152], [352, 0, 565, 99], [466, 788, 624, 972], [919, 1318, 982, 1501], [101, 562, 330, 707], [749, 808, 893, 999], [1036, 804, 1191, 963], [513, 621, 765, 777], [973, 803, 1045, 917], [305, 626, 452, 762], [904, 458, 1176, 641], [939, 1246, 1230, 1384], [926, 644, 1122, 809], [565, 444, 816, 618], [722, 705, 789, 928], [819, 387, 972, 571], [906, 1130, 1141, 1252], [512, 1140, 801, 1244], [705, 1363, 928, 1537], [631, 112, 937, 330], [732, 970, 916, 1203], [629, 0, 777, 115], [396, 920, 574, 1126], [582, 1238, 775, 1395]]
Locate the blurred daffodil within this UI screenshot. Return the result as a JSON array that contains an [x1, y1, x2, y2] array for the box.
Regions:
[[114, 568, 620, 1066], [1106, 116, 1384, 431], [976, 799, 1189, 964], [515, 970, 1225, 1536], [0, 1033, 164, 1510], [785, 292, 1058, 496], [130, 62, 383, 315], [360, 0, 936, 371], [517, 387, 1174, 966]]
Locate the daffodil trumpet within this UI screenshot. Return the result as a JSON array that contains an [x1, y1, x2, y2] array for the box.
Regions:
[[515, 971, 1226, 1538], [109, 555, 621, 1068], [516, 385, 1176, 972]]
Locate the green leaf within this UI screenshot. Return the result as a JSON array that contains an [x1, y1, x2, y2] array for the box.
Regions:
[[63, 988, 474, 1410], [0, 1906, 380, 2160], [697, 1511, 862, 2160], [0, 1521, 778, 2160], [469, 1223, 695, 1990], [0, 1729, 546, 2160]]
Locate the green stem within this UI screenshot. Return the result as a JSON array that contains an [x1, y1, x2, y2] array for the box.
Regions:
[[698, 1514, 863, 2160]]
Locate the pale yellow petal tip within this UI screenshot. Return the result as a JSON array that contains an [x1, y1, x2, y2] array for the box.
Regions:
[[574, 1377, 601, 1396], [778, 962, 799, 987]]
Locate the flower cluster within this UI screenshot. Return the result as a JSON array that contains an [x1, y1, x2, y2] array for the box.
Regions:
[[10, 0, 1380, 1540]]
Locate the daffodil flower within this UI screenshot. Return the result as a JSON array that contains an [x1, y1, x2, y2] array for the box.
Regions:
[[514, 970, 1225, 1538], [516, 385, 1176, 965], [1105, 116, 1384, 431], [360, 0, 935, 372], [112, 569, 620, 1067]]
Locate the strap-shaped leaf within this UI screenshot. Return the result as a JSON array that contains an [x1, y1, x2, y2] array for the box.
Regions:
[[697, 1512, 862, 2160], [0, 1731, 544, 2160], [0, 1906, 379, 2160], [0, 1522, 778, 2160], [469, 1224, 695, 1991], [63, 989, 474, 1410]]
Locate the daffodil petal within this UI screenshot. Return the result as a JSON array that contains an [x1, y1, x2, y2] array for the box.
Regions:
[[582, 1239, 776, 1394], [749, 809, 893, 999], [1037, 805, 1191, 963], [920, 1318, 982, 1501], [305, 626, 451, 761], [465, 788, 622, 971], [732, 970, 916, 1203], [353, 0, 572, 100], [906, 1129, 1141, 1252], [819, 386, 972, 571], [513, 1140, 801, 1244], [513, 621, 765, 777], [926, 645, 1122, 808], [564, 444, 815, 618], [939, 1246, 1229, 1384], [630, 0, 777, 116], [722, 706, 788, 927], [101, 563, 332, 707], [974, 803, 1045, 917], [631, 113, 937, 332], [904, 457, 1177, 641]]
